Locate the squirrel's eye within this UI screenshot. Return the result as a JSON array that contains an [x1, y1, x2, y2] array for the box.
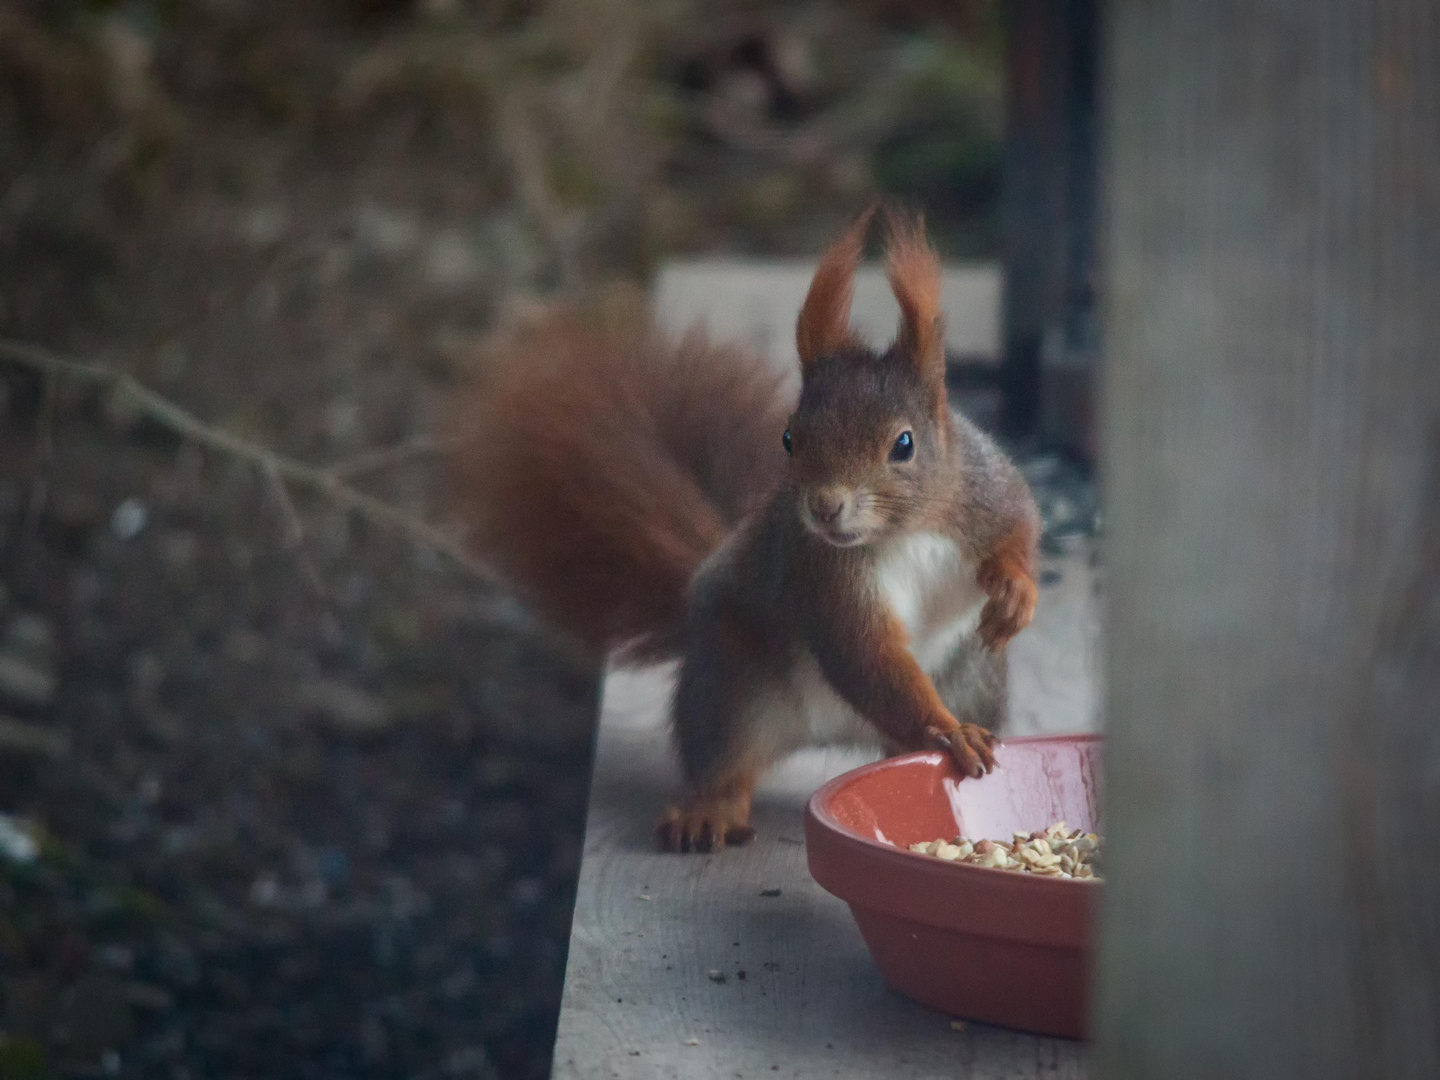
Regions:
[[890, 430, 914, 462], [783, 428, 793, 455]]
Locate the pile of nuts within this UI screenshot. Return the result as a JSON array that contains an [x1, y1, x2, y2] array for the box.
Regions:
[[908, 821, 1101, 881]]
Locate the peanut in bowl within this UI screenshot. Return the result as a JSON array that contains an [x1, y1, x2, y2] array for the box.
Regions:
[[910, 821, 1101, 880], [804, 734, 1102, 1039]]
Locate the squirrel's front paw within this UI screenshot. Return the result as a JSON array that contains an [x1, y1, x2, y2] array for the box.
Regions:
[[656, 803, 756, 854], [925, 722, 998, 779], [976, 558, 1037, 650]]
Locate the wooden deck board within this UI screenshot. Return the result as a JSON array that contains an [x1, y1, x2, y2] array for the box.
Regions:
[[552, 544, 1099, 1079]]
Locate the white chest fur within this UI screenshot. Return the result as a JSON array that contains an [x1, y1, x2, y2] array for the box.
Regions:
[[874, 532, 987, 673], [738, 531, 988, 759]]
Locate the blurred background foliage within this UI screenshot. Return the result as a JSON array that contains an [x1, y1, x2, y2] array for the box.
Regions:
[[1, 0, 1003, 280]]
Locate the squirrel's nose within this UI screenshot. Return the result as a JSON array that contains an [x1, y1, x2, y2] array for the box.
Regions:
[[808, 489, 851, 525]]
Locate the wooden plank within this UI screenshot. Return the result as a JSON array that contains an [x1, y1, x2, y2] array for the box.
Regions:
[[1095, 1, 1440, 1077], [1007, 545, 1100, 739], [652, 261, 1001, 368], [553, 545, 1098, 1078]]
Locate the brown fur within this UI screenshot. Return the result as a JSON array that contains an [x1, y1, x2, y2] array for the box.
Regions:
[[448, 290, 791, 663], [977, 523, 1040, 649], [794, 203, 875, 370], [884, 208, 946, 378]]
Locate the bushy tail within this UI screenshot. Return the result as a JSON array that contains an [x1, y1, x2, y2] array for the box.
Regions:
[[448, 289, 792, 663]]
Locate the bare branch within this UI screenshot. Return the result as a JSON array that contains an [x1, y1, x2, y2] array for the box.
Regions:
[[4, 370, 57, 572], [0, 338, 496, 584], [495, 89, 584, 288], [263, 459, 327, 597], [326, 435, 446, 481]]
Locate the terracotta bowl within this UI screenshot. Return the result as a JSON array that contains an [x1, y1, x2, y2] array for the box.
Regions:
[[804, 735, 1102, 1039]]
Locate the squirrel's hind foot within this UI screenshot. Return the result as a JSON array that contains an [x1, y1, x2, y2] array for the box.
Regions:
[[656, 788, 756, 853]]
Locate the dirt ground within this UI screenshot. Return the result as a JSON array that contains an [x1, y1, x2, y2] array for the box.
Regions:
[[0, 136, 602, 1078], [0, 3, 1009, 1077]]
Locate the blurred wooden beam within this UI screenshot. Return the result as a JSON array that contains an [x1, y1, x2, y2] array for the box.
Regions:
[[1000, 0, 1099, 459], [1096, 1, 1440, 1077]]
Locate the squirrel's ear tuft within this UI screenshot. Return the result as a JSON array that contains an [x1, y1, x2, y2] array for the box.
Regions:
[[884, 209, 944, 382], [795, 204, 875, 373]]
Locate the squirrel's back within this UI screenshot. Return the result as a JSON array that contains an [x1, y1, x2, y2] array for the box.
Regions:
[[449, 291, 792, 662]]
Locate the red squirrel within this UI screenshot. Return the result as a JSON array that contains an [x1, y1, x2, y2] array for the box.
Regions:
[[452, 208, 1040, 852]]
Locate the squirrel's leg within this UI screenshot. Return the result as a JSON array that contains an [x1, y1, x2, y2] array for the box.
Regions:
[[658, 600, 779, 854], [808, 603, 998, 778], [977, 523, 1039, 650], [931, 633, 1008, 737]]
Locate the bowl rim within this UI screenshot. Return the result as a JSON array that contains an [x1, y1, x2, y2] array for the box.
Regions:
[[804, 734, 1102, 950]]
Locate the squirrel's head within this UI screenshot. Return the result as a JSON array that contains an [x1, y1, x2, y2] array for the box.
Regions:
[[785, 207, 955, 549]]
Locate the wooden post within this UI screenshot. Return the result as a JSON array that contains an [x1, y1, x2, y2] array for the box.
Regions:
[[1096, 2, 1440, 1078], [1044, 0, 1099, 462], [1000, 0, 1059, 441], [1000, 0, 1100, 460]]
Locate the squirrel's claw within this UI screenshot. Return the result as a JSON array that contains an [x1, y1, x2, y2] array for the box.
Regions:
[[926, 722, 998, 779], [656, 804, 755, 854]]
